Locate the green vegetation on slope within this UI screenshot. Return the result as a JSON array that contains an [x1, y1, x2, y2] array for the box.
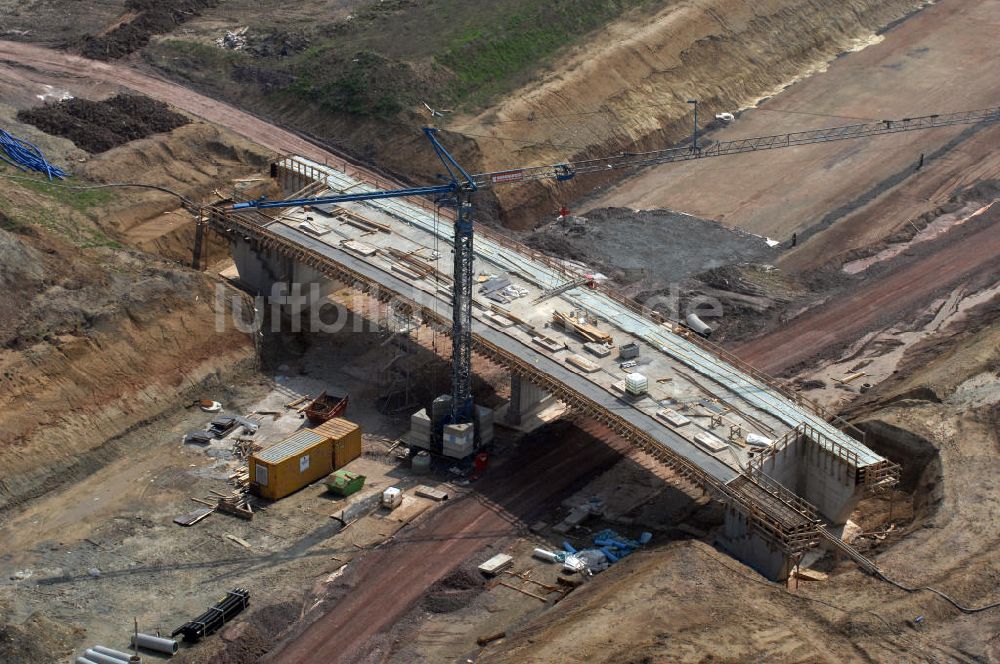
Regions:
[[147, 0, 665, 118], [0, 168, 122, 248], [437, 0, 657, 105], [13, 176, 116, 213]]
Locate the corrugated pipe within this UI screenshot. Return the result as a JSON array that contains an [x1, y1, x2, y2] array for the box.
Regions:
[[93, 645, 140, 662], [76, 657, 99, 664], [131, 633, 179, 655]]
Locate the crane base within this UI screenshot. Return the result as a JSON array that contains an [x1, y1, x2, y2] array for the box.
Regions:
[[405, 395, 494, 459]]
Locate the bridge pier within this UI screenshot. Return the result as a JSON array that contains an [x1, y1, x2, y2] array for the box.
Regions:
[[231, 238, 337, 321], [505, 373, 556, 426]]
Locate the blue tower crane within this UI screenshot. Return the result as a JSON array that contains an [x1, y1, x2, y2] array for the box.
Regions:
[[232, 106, 1000, 430], [235, 127, 480, 425]]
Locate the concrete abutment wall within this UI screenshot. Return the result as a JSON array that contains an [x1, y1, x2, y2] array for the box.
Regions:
[[755, 433, 864, 525]]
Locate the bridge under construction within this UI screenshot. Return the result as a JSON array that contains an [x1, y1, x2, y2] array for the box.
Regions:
[[207, 155, 899, 579]]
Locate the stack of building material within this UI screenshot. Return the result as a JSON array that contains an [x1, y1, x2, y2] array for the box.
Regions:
[[216, 492, 253, 520], [532, 335, 566, 353], [385, 247, 440, 279], [172, 588, 250, 643], [478, 553, 514, 576], [552, 311, 613, 344], [0, 129, 67, 179], [233, 438, 261, 461], [406, 408, 432, 449], [656, 408, 691, 427], [693, 431, 728, 453], [341, 239, 377, 257], [443, 422, 474, 458], [625, 373, 648, 396], [566, 353, 600, 373], [584, 342, 611, 358], [75, 644, 142, 663]]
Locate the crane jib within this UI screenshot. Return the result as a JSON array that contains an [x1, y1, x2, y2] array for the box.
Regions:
[[471, 105, 1000, 189]]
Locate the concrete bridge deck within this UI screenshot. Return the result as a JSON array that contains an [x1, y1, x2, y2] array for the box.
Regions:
[[207, 155, 899, 571]]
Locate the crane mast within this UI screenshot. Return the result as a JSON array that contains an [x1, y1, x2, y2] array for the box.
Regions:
[[233, 105, 1000, 436], [450, 193, 475, 423]]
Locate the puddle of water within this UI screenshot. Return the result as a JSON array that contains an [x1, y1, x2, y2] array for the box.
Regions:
[[844, 201, 997, 274]]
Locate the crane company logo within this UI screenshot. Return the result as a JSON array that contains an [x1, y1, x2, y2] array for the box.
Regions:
[[489, 169, 525, 184]]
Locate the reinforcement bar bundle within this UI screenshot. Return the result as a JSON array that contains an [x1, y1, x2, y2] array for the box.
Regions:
[[0, 129, 67, 179]]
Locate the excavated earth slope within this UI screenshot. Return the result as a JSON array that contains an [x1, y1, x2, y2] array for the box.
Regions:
[[450, 0, 928, 228], [0, 108, 265, 512]]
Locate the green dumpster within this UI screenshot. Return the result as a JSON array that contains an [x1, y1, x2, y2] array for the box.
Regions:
[[326, 470, 366, 497]]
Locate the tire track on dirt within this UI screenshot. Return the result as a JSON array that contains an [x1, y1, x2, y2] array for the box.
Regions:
[[732, 206, 1000, 374]]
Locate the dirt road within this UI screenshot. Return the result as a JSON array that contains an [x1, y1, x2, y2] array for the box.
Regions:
[[732, 206, 1000, 374], [0, 40, 386, 180], [267, 422, 623, 663]]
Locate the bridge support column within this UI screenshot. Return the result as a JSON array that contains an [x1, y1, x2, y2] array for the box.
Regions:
[[231, 237, 336, 319], [505, 373, 554, 426]]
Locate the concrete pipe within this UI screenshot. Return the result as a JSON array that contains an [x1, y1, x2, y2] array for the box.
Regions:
[[131, 633, 179, 655], [85, 650, 131, 664], [76, 658, 99, 664], [685, 313, 713, 338], [532, 547, 559, 563], [93, 645, 140, 662]]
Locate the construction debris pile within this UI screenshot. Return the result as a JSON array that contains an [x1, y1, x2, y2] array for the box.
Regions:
[[479, 273, 528, 305], [533, 529, 652, 575]]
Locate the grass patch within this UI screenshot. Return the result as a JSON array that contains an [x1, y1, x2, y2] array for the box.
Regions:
[[1, 171, 122, 248], [152, 0, 667, 118], [13, 176, 117, 212], [437, 0, 655, 105]]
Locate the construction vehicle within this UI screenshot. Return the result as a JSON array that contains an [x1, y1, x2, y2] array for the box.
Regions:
[[233, 106, 1000, 442]]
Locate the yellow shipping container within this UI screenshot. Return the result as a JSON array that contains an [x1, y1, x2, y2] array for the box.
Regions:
[[250, 429, 333, 501], [311, 418, 363, 470]]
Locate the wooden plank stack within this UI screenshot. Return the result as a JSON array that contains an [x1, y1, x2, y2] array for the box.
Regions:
[[552, 311, 613, 344]]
